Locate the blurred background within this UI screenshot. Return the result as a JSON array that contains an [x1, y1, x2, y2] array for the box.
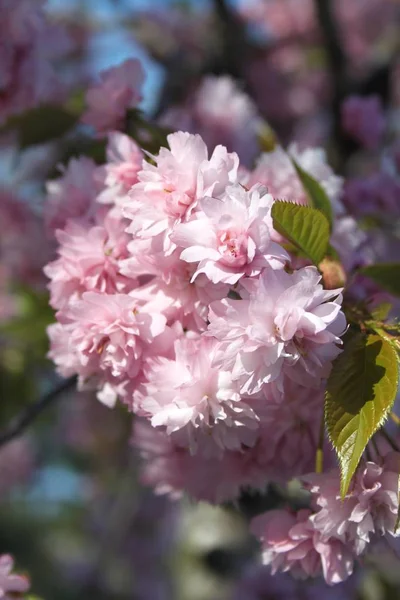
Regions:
[[1, 0, 400, 598]]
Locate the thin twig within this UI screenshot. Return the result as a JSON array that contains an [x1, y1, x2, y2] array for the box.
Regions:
[[314, 0, 346, 83], [212, 0, 249, 78], [314, 0, 349, 171], [0, 376, 76, 447], [315, 406, 325, 474]]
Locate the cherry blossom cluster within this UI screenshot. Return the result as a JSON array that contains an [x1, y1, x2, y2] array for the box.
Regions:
[[44, 126, 399, 586], [0, 0, 71, 125], [251, 453, 400, 585]]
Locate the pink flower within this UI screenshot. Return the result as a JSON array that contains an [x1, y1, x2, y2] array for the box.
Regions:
[[45, 157, 103, 234], [82, 58, 144, 134], [208, 266, 346, 395], [330, 215, 369, 273], [161, 75, 260, 166], [124, 246, 228, 333], [123, 132, 238, 252], [97, 132, 143, 205], [343, 172, 400, 218], [341, 95, 385, 149], [136, 337, 260, 456], [0, 0, 70, 125], [251, 380, 330, 481], [0, 437, 34, 497], [305, 453, 400, 555], [131, 380, 329, 502], [172, 183, 288, 284], [0, 554, 29, 598], [247, 144, 344, 217], [45, 211, 135, 310], [250, 509, 354, 585], [48, 292, 168, 384], [132, 419, 261, 503], [0, 189, 50, 287]]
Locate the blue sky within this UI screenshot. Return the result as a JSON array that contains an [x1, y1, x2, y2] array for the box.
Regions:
[[47, 0, 240, 113]]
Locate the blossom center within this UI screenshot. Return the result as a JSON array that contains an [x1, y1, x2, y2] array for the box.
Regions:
[[217, 228, 248, 267]]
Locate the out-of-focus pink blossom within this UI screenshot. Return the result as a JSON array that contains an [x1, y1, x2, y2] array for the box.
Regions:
[[0, 554, 29, 598], [172, 183, 288, 284], [0, 0, 70, 124], [45, 157, 103, 234], [82, 58, 144, 134], [341, 95, 385, 149], [305, 453, 400, 555], [252, 380, 330, 480], [331, 215, 369, 273], [247, 144, 344, 216], [0, 189, 50, 287], [343, 172, 400, 217], [0, 438, 34, 497], [208, 266, 346, 395], [161, 75, 261, 166], [136, 337, 260, 457], [97, 132, 143, 205], [132, 419, 260, 504], [132, 380, 331, 502], [250, 509, 354, 585]]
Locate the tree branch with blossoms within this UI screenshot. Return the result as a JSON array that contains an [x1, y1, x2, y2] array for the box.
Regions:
[[1, 1, 400, 596]]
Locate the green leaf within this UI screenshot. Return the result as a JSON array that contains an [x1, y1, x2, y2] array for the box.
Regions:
[[271, 201, 330, 265], [325, 332, 399, 497], [360, 263, 400, 297], [3, 105, 77, 147], [292, 159, 333, 229], [257, 121, 277, 152], [369, 302, 393, 322]]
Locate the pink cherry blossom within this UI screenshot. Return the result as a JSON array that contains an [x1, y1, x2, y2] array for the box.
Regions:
[[132, 419, 263, 504], [136, 337, 260, 457], [341, 95, 385, 150], [48, 292, 168, 384], [0, 189, 50, 288], [45, 156, 103, 234], [0, 554, 29, 598], [172, 183, 288, 284], [123, 246, 228, 332], [82, 58, 144, 134], [343, 172, 400, 218], [161, 75, 261, 166], [123, 132, 238, 252], [97, 132, 143, 205], [250, 509, 354, 585], [250, 379, 332, 481], [305, 453, 400, 555], [0, 437, 34, 497], [208, 266, 346, 395], [45, 211, 135, 310], [247, 144, 344, 217], [0, 0, 70, 125], [131, 379, 331, 502]]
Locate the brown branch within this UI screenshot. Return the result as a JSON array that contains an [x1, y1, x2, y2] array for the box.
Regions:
[[0, 376, 76, 447], [314, 0, 346, 85]]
